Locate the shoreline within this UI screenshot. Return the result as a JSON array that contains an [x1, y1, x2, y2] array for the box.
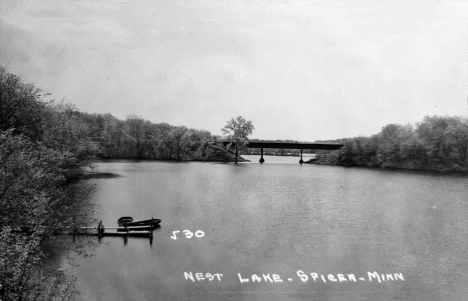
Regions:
[[76, 171, 121, 180], [82, 157, 468, 176], [305, 160, 468, 175], [92, 157, 251, 163]]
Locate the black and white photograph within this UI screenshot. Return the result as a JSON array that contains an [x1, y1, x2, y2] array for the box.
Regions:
[[1, 0, 468, 300]]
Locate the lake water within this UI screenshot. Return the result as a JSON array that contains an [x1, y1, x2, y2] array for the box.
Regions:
[[62, 155, 468, 301]]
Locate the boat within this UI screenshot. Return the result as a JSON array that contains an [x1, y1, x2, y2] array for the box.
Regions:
[[117, 216, 133, 226], [125, 218, 161, 227], [116, 225, 158, 232], [117, 217, 161, 227]]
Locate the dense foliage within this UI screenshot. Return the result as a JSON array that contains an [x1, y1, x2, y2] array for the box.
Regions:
[[35, 106, 234, 163], [313, 116, 468, 172], [76, 112, 222, 161], [0, 67, 91, 300], [0, 67, 47, 140], [0, 133, 78, 299]]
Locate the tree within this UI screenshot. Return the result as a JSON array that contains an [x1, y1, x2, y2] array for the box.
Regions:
[[221, 116, 254, 164], [156, 123, 174, 160], [0, 66, 48, 140], [41, 102, 97, 165], [445, 117, 468, 166], [125, 115, 146, 159], [171, 126, 191, 161]]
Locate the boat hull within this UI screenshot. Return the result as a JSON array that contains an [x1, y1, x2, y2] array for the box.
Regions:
[[125, 219, 161, 227]]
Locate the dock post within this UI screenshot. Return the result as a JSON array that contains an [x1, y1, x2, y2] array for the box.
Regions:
[[97, 221, 102, 243], [122, 222, 128, 245], [149, 217, 154, 245], [299, 149, 303, 164], [150, 217, 154, 239], [259, 148, 264, 163]]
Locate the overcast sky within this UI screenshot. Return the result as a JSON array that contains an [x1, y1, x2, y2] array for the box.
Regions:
[[1, 0, 467, 141]]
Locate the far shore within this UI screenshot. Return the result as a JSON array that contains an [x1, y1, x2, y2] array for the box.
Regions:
[[305, 159, 468, 175], [91, 156, 251, 164]]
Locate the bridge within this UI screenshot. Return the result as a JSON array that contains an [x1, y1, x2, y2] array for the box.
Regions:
[[214, 140, 344, 164]]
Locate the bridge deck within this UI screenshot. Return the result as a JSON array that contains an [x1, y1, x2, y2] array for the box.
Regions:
[[217, 141, 343, 150], [246, 141, 343, 150]]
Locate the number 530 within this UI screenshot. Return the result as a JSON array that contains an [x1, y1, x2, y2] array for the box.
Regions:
[[171, 230, 205, 240]]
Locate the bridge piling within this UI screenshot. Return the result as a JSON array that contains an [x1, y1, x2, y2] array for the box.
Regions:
[[299, 149, 303, 164], [259, 148, 265, 163]]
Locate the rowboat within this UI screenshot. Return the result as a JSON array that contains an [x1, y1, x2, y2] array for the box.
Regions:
[[117, 217, 161, 228]]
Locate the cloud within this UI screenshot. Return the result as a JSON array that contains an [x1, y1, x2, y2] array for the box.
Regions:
[[0, 20, 33, 65], [28, 10, 63, 18]]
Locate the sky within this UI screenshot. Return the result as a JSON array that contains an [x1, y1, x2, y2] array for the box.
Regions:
[[1, 0, 467, 141]]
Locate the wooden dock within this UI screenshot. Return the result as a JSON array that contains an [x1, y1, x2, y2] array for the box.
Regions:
[[14, 217, 161, 245], [72, 218, 160, 240]]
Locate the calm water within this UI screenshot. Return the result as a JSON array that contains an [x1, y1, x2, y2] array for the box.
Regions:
[[62, 156, 468, 301]]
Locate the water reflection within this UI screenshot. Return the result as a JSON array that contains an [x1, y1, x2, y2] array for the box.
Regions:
[[56, 158, 468, 301]]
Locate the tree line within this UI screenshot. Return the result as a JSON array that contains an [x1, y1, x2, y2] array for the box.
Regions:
[[50, 108, 227, 162], [1, 66, 245, 169], [313, 116, 468, 172]]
